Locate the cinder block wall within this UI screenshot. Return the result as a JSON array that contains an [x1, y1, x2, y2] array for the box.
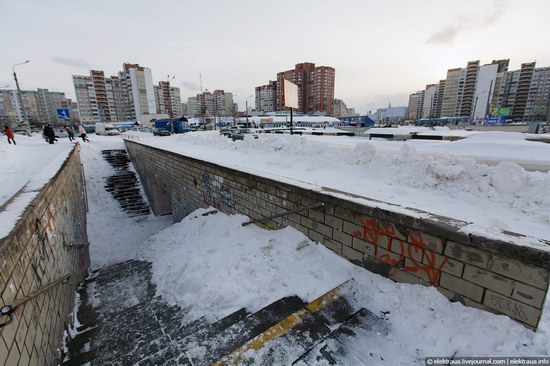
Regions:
[[0, 145, 89, 366], [125, 141, 550, 330]]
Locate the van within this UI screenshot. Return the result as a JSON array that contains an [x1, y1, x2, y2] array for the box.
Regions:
[[95, 122, 121, 136]]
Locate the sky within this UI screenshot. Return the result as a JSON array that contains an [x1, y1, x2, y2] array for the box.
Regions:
[[1, 0, 550, 114]]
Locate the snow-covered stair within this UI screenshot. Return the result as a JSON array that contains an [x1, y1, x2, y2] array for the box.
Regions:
[[61, 260, 417, 365], [101, 149, 151, 217]]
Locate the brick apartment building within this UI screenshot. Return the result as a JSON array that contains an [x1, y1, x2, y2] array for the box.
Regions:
[[255, 62, 335, 115]]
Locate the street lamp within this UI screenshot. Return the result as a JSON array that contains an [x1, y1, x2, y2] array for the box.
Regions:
[[13, 60, 31, 136], [245, 95, 253, 125]]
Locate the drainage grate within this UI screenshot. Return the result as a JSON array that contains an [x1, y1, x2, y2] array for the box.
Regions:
[[102, 149, 150, 217]]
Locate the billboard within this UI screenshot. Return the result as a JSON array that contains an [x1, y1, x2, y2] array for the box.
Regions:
[[495, 107, 511, 117], [283, 79, 298, 109]]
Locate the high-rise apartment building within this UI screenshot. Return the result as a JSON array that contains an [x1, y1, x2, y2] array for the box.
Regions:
[[333, 99, 348, 118], [525, 67, 550, 121], [189, 90, 234, 117], [410, 58, 550, 122], [122, 63, 157, 117], [440, 68, 464, 118], [187, 97, 198, 117], [0, 88, 76, 127], [407, 84, 438, 120], [266, 62, 335, 115], [255, 81, 277, 113], [73, 63, 157, 123], [407, 91, 423, 120], [154, 81, 182, 117]]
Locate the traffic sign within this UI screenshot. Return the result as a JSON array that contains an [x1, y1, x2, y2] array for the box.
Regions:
[[56, 108, 70, 120]]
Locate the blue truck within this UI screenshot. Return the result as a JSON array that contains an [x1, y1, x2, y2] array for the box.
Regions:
[[154, 117, 190, 134]]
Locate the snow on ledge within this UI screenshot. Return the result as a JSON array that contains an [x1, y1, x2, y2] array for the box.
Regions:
[[124, 136, 550, 254], [0, 145, 75, 240]]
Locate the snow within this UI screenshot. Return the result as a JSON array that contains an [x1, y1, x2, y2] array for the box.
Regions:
[[0, 134, 75, 239], [366, 126, 477, 137], [123, 130, 550, 248], [135, 208, 550, 359], [0, 134, 72, 206], [137, 208, 354, 321], [3, 133, 550, 362]]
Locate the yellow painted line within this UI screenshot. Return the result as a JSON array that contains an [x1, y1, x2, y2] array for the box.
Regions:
[[213, 279, 353, 366]]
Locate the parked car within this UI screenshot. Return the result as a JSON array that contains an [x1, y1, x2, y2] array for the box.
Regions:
[[152, 128, 171, 136], [95, 122, 121, 136], [12, 128, 28, 136], [230, 128, 258, 141]]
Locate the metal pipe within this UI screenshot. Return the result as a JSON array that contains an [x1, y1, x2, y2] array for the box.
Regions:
[[242, 203, 324, 226]]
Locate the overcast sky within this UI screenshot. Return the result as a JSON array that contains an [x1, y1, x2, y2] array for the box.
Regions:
[[1, 0, 549, 114]]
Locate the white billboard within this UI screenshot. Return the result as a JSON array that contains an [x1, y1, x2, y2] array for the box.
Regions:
[[283, 79, 298, 109]]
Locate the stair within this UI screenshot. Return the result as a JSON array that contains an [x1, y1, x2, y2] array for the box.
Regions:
[[62, 260, 416, 365], [101, 149, 150, 217]]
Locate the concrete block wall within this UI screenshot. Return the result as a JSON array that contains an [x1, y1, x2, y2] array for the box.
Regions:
[[0, 145, 89, 366], [125, 141, 550, 330]]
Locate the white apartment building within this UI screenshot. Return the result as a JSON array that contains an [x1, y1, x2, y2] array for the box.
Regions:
[[73, 63, 157, 123]]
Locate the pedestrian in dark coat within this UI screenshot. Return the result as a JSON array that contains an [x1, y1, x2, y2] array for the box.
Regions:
[[44, 124, 56, 144], [4, 126, 16, 145], [78, 125, 89, 142], [66, 126, 75, 141]]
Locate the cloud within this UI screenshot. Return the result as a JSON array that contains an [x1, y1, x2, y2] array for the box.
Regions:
[[427, 0, 506, 45], [51, 56, 91, 69], [427, 24, 466, 45], [181, 80, 200, 91]]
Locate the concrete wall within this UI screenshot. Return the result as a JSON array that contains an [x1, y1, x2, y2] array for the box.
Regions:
[[0, 145, 89, 366], [125, 140, 550, 330]]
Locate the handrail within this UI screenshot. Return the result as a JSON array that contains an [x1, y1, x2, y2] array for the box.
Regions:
[[0, 274, 71, 328], [242, 203, 324, 226]]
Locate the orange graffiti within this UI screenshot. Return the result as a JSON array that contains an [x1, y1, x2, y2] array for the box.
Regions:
[[354, 219, 448, 285]]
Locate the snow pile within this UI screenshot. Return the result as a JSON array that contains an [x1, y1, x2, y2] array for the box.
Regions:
[[136, 207, 550, 358], [133, 131, 550, 243], [138, 208, 354, 320]]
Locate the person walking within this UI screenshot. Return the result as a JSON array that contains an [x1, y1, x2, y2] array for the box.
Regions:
[[66, 126, 75, 141], [4, 126, 16, 145], [44, 124, 56, 144], [78, 125, 89, 142]]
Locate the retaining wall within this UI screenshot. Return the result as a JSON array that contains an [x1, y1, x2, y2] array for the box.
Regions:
[[0, 145, 89, 366], [125, 140, 550, 330]]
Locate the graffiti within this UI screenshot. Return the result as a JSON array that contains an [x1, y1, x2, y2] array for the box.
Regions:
[[202, 172, 236, 210], [353, 218, 448, 285], [488, 293, 528, 321]]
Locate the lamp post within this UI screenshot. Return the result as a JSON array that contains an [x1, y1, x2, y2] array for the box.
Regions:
[[13, 60, 32, 136], [245, 95, 253, 126]]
